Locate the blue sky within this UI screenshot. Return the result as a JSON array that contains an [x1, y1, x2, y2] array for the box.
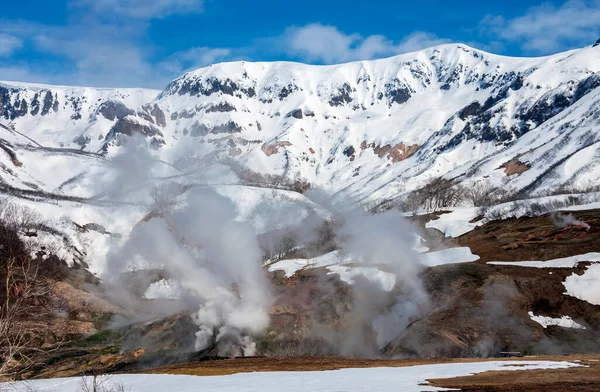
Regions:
[[0, 0, 599, 88]]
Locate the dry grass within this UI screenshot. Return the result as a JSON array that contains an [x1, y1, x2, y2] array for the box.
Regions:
[[429, 355, 600, 391]]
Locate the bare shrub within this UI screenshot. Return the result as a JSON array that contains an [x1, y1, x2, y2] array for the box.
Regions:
[[79, 374, 131, 392], [0, 202, 43, 236], [402, 178, 466, 212], [0, 255, 54, 379]]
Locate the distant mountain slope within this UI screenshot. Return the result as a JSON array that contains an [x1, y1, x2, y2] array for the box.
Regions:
[[2, 42, 600, 207]]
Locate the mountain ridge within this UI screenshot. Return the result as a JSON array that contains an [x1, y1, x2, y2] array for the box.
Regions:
[[1, 42, 600, 208]]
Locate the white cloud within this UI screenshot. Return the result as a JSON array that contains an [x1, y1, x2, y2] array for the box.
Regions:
[[482, 0, 600, 54], [0, 33, 23, 57], [0, 20, 169, 88], [72, 0, 203, 19], [281, 23, 450, 64], [160, 47, 233, 74]]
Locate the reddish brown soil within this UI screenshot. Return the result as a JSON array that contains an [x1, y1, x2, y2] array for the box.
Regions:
[[459, 209, 600, 263]]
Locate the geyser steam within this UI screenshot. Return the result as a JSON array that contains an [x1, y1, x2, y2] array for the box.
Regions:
[[107, 188, 271, 357]]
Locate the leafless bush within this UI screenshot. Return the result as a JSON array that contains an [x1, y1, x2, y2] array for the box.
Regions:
[[0, 201, 43, 236], [466, 181, 510, 207], [79, 374, 132, 392], [402, 178, 466, 212], [0, 255, 54, 379], [224, 158, 311, 193]]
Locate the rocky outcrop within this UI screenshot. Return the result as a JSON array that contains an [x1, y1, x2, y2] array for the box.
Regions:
[[499, 157, 530, 176], [262, 141, 292, 157], [286, 109, 303, 119], [97, 100, 134, 121], [362, 142, 420, 163], [205, 102, 237, 113]]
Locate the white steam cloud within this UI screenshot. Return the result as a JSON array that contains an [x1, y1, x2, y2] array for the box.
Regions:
[[107, 188, 271, 356]]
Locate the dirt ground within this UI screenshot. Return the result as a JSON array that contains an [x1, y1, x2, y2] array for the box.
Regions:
[[458, 209, 600, 263], [143, 354, 600, 390]]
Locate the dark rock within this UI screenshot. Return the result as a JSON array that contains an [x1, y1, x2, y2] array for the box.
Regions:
[[279, 83, 298, 100], [97, 100, 134, 121], [205, 102, 237, 113], [40, 91, 55, 116], [594, 38, 600, 48], [384, 79, 412, 106], [137, 110, 155, 124], [107, 117, 163, 139], [329, 83, 354, 107], [343, 146, 355, 158], [30, 93, 41, 116], [458, 102, 483, 120], [286, 109, 303, 119], [212, 121, 243, 134], [150, 105, 167, 127], [165, 77, 256, 99]]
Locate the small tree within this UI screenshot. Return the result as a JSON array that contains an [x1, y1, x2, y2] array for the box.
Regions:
[[0, 255, 52, 379]]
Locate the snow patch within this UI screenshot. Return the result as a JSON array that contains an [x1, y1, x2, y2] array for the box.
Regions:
[[268, 250, 350, 277], [6, 361, 581, 392], [420, 247, 480, 267], [425, 208, 482, 238], [488, 253, 600, 268], [528, 312, 586, 329], [326, 265, 396, 292], [563, 263, 600, 305]]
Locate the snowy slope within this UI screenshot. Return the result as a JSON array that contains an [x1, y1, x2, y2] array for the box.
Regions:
[[2, 42, 600, 272], [4, 43, 600, 206], [0, 81, 159, 152], [100, 42, 600, 206]]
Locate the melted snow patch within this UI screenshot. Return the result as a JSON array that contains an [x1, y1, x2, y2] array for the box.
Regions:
[[7, 361, 581, 392], [564, 263, 600, 305], [528, 312, 586, 329], [268, 250, 350, 277], [144, 279, 182, 300], [413, 234, 429, 253], [488, 253, 600, 268], [327, 265, 396, 292], [420, 247, 480, 267], [425, 208, 482, 238]]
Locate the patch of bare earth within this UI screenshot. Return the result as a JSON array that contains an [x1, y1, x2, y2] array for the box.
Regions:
[[429, 355, 600, 391]]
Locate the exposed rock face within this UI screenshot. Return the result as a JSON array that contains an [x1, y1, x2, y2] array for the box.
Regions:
[[286, 109, 303, 119], [329, 83, 354, 107], [163, 76, 257, 99], [594, 38, 600, 48], [97, 100, 134, 121], [262, 141, 292, 157], [213, 121, 243, 134], [368, 142, 420, 163], [205, 102, 237, 113], [499, 157, 530, 176]]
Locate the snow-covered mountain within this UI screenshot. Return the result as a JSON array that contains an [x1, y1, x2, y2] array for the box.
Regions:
[[2, 41, 600, 220]]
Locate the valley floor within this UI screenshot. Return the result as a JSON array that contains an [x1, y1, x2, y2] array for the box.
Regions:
[[5, 355, 600, 391]]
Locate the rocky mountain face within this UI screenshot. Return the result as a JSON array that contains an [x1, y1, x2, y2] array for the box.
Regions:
[[0, 82, 158, 151]]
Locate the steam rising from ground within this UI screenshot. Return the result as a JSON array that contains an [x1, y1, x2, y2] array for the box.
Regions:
[[107, 188, 271, 357], [551, 212, 590, 230], [100, 139, 429, 358], [290, 191, 430, 357]]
